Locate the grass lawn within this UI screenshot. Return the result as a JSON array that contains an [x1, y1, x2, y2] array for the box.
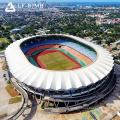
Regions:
[[80, 111, 93, 120], [2, 62, 7, 70], [9, 97, 22, 104], [0, 48, 5, 51], [0, 38, 8, 43], [0, 61, 6, 70], [5, 84, 20, 97], [0, 113, 7, 118], [113, 115, 120, 120], [103, 46, 107, 48], [0, 60, 5, 64], [1, 25, 11, 29], [38, 51, 77, 70], [112, 43, 116, 45], [90, 109, 101, 119]]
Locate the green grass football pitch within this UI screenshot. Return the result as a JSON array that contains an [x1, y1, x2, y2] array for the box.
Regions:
[[38, 51, 78, 70]]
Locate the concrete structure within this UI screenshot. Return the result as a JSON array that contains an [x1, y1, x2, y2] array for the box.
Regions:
[[5, 34, 115, 113]]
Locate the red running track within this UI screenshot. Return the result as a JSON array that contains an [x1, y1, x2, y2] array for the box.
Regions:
[[32, 49, 82, 70]]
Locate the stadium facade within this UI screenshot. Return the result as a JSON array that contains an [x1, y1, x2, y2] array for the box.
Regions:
[[5, 34, 115, 113]]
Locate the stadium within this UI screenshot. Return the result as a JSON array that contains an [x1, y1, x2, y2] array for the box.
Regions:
[[5, 34, 115, 113]]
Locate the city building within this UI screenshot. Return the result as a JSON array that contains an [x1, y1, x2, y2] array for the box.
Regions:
[[21, 25, 28, 30], [41, 1, 46, 8], [11, 28, 22, 34]]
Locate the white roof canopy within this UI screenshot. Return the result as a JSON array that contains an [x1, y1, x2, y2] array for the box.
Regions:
[[5, 34, 114, 91]]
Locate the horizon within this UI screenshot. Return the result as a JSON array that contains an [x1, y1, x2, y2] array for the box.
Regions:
[[0, 0, 120, 3]]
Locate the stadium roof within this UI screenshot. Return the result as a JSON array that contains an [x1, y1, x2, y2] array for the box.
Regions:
[[5, 34, 114, 91]]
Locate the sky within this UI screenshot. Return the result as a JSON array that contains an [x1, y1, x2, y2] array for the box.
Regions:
[[0, 0, 120, 2]]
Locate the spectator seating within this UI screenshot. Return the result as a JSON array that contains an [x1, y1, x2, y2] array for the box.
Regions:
[[22, 40, 97, 66]]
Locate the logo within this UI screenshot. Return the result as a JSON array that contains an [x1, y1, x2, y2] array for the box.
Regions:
[[5, 2, 15, 12]]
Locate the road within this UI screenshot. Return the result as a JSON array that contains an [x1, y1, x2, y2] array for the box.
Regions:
[[10, 35, 16, 42], [18, 34, 23, 39]]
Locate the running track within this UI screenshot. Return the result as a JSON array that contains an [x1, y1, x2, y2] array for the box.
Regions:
[[32, 49, 82, 70]]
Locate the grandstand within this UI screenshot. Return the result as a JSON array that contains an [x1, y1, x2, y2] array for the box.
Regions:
[[21, 36, 97, 69], [5, 34, 115, 113]]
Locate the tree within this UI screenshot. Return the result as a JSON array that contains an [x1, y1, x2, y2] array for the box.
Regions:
[[93, 37, 102, 40], [112, 47, 117, 50], [97, 40, 101, 44], [14, 35, 20, 40], [105, 40, 111, 45]]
